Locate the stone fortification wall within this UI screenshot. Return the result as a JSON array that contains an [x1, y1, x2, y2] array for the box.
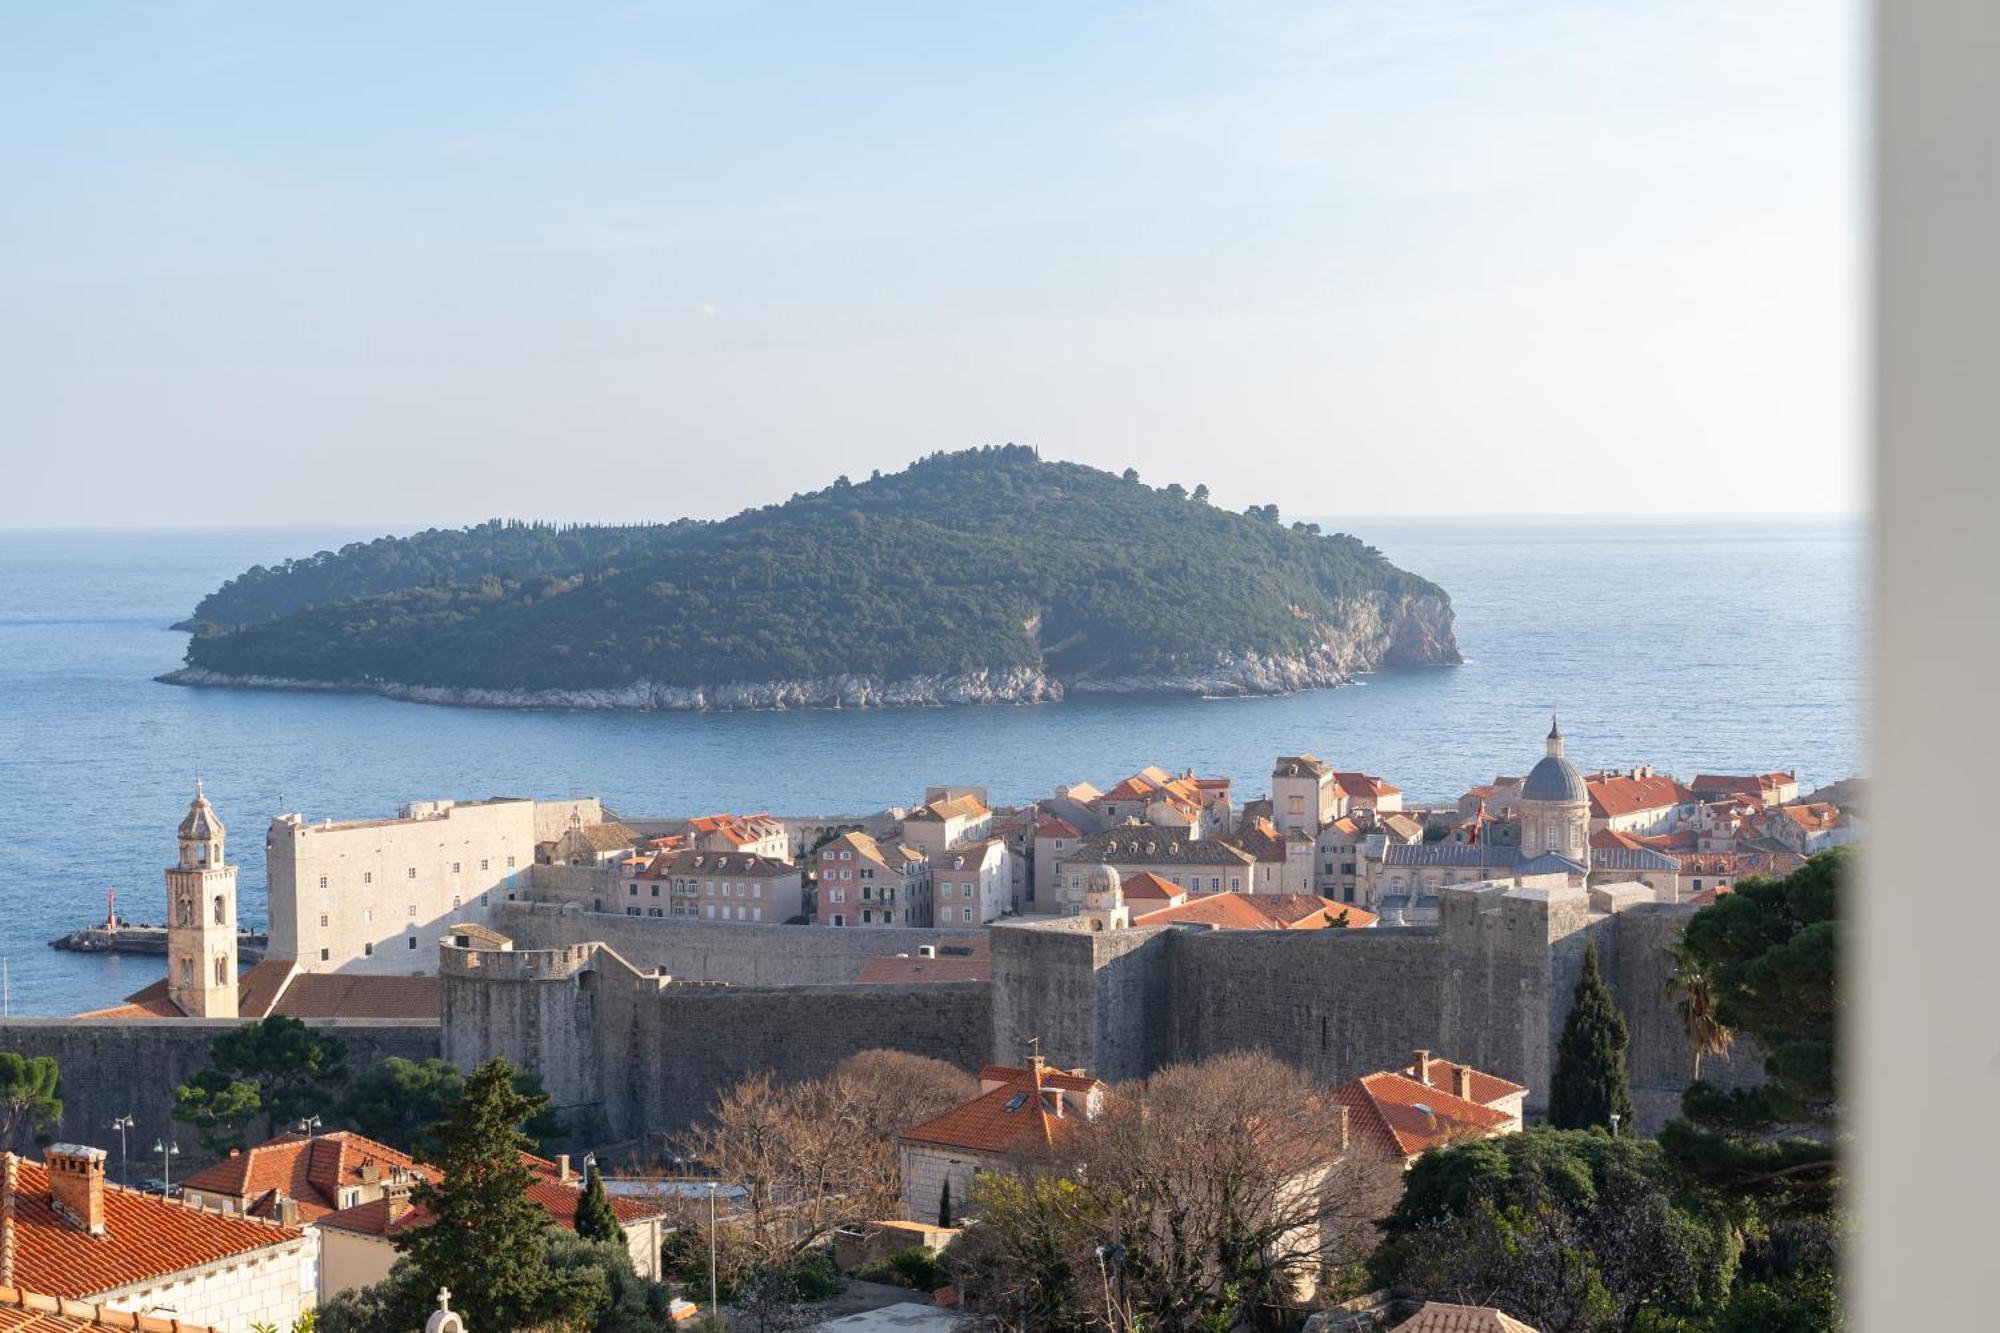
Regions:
[[494, 898, 989, 987], [1611, 904, 1766, 1129], [0, 1019, 440, 1170], [1168, 927, 1444, 1084], [440, 938, 986, 1146]]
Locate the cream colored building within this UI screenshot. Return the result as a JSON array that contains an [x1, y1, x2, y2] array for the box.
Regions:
[[898, 793, 994, 866], [267, 796, 600, 975], [931, 839, 1012, 926]]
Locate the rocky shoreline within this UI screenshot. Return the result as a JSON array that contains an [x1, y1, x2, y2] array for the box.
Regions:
[[159, 592, 1459, 713]]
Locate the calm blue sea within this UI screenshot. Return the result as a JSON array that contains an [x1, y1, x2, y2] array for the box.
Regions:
[[0, 519, 1866, 1017]]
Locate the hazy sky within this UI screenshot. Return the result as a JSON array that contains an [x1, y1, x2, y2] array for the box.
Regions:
[[3, 1, 1863, 527]]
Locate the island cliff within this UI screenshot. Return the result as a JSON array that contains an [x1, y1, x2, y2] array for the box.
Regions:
[[163, 447, 1461, 711]]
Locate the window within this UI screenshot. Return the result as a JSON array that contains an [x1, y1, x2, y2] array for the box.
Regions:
[[705, 904, 715, 919], [408, 904, 416, 917], [962, 906, 973, 922], [213, 895, 226, 924], [1288, 795, 1305, 815], [320, 948, 330, 961], [651, 884, 660, 897], [480, 859, 489, 871], [407, 935, 418, 949], [831, 914, 844, 927], [506, 856, 516, 868], [215, 955, 228, 985], [364, 909, 373, 923], [452, 895, 460, 908], [180, 959, 193, 986], [629, 884, 639, 896], [364, 942, 374, 957], [407, 867, 417, 879], [452, 861, 461, 873], [628, 906, 640, 916], [862, 909, 873, 924], [753, 907, 763, 922], [318, 875, 328, 889], [364, 872, 373, 885], [319, 914, 328, 928]]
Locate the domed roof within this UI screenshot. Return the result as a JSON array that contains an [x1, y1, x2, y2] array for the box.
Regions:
[[1522, 718, 1588, 805], [178, 779, 224, 841]]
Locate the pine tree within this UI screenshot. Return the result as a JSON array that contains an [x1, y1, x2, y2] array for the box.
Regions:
[[1548, 940, 1636, 1132], [574, 1161, 626, 1244], [395, 1059, 598, 1331], [938, 1177, 953, 1229]]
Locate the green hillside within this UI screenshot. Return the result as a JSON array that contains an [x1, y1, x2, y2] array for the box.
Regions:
[[176, 446, 1458, 695]]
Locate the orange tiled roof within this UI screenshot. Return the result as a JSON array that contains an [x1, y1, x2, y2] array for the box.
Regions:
[[179, 1131, 422, 1221], [1117, 871, 1184, 904], [1331, 1072, 1515, 1159], [0, 1285, 218, 1332], [1332, 772, 1402, 798], [0, 1156, 303, 1300], [1095, 777, 1160, 804], [1133, 893, 1376, 931], [902, 1067, 1104, 1155], [1034, 815, 1082, 840], [1400, 1058, 1527, 1104], [317, 1176, 663, 1239], [1777, 802, 1844, 833], [74, 966, 436, 1023], [1586, 775, 1694, 819], [1389, 1303, 1541, 1333], [855, 954, 992, 985]]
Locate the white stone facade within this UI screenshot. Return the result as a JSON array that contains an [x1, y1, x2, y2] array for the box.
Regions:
[[267, 797, 600, 974], [94, 1230, 318, 1333]]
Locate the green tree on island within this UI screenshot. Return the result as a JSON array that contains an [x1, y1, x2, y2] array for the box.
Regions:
[[574, 1160, 626, 1245], [1549, 940, 1636, 1132], [0, 1052, 63, 1152], [174, 1016, 346, 1151]]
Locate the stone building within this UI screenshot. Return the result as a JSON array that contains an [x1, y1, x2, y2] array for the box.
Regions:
[[0, 1147, 316, 1333], [1520, 719, 1591, 867], [623, 849, 804, 923], [930, 840, 1012, 926], [896, 1059, 1108, 1226], [266, 796, 601, 975], [167, 782, 239, 1020], [814, 831, 931, 928], [1055, 831, 1256, 907]]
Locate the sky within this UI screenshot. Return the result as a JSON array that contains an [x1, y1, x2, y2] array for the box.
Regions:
[[1, 1, 1865, 527]]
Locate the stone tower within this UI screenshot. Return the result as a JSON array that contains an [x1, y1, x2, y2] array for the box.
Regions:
[[1519, 717, 1590, 867], [1080, 864, 1130, 931], [166, 780, 239, 1018]]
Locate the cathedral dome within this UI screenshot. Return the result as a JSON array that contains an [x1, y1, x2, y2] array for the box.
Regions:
[[1521, 718, 1588, 804]]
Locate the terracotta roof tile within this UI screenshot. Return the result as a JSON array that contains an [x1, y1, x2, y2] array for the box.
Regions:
[[1399, 1058, 1527, 1104], [1133, 893, 1376, 931], [179, 1132, 423, 1221], [1390, 1303, 1541, 1333], [1116, 872, 1184, 903], [316, 1176, 663, 1239], [902, 1067, 1106, 1155], [0, 1156, 303, 1300], [1586, 775, 1695, 819], [1331, 1072, 1514, 1159]]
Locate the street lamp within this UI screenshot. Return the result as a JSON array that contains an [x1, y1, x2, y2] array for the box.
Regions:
[[296, 1116, 322, 1139], [1609, 1113, 1622, 1139], [152, 1138, 180, 1193], [707, 1181, 720, 1316], [109, 1115, 134, 1187]]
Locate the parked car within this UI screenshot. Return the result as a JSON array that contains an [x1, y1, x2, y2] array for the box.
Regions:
[[134, 1178, 182, 1198]]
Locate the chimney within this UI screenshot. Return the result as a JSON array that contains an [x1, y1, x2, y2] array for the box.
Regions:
[[1454, 1066, 1474, 1101], [386, 1180, 413, 1226], [277, 1195, 300, 1226], [2, 1154, 17, 1287], [918, 945, 937, 959], [557, 1154, 573, 1184], [1413, 1050, 1432, 1086], [44, 1145, 108, 1236]]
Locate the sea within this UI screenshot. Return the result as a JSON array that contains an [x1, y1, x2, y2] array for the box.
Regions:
[[0, 518, 1866, 1018]]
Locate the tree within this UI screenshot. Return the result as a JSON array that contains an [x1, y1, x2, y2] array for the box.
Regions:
[[937, 1177, 952, 1228], [0, 1053, 62, 1152], [340, 1056, 568, 1156], [1193, 483, 1210, 503], [678, 1051, 976, 1268], [173, 1016, 346, 1149], [1373, 1128, 1736, 1333], [1549, 941, 1636, 1132], [393, 1059, 599, 1332], [1121, 468, 1140, 483], [575, 1161, 626, 1244], [943, 1173, 1101, 1332]]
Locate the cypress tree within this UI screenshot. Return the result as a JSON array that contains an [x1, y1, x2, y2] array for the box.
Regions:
[[938, 1177, 953, 1228], [574, 1161, 626, 1244], [1548, 940, 1636, 1132]]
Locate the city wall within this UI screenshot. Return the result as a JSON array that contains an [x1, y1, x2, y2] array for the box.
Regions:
[[493, 897, 989, 987], [439, 940, 988, 1144], [0, 1018, 440, 1170]]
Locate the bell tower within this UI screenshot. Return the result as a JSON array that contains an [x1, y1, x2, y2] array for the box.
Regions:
[[166, 779, 239, 1018]]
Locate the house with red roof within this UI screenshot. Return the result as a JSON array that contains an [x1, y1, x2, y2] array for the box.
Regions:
[[1330, 1051, 1525, 1165], [896, 1059, 1108, 1226], [1131, 893, 1378, 931], [1584, 770, 1698, 836], [313, 1154, 665, 1302], [0, 1148, 314, 1333]]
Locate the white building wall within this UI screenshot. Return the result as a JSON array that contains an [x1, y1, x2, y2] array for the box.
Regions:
[[95, 1233, 318, 1333]]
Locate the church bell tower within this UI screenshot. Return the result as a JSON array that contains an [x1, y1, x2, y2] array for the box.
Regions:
[[166, 779, 239, 1018]]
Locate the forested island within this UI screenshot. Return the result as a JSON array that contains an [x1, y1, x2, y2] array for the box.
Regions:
[[163, 446, 1460, 710]]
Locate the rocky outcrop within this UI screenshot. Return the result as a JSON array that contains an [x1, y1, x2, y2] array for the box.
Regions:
[[158, 591, 1459, 713]]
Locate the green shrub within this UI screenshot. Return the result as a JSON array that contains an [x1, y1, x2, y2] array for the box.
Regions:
[[888, 1247, 944, 1292]]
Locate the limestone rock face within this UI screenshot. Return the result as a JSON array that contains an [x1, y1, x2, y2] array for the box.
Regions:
[[159, 591, 1458, 712]]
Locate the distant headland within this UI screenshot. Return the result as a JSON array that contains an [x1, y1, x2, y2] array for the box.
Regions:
[[160, 446, 1461, 711]]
